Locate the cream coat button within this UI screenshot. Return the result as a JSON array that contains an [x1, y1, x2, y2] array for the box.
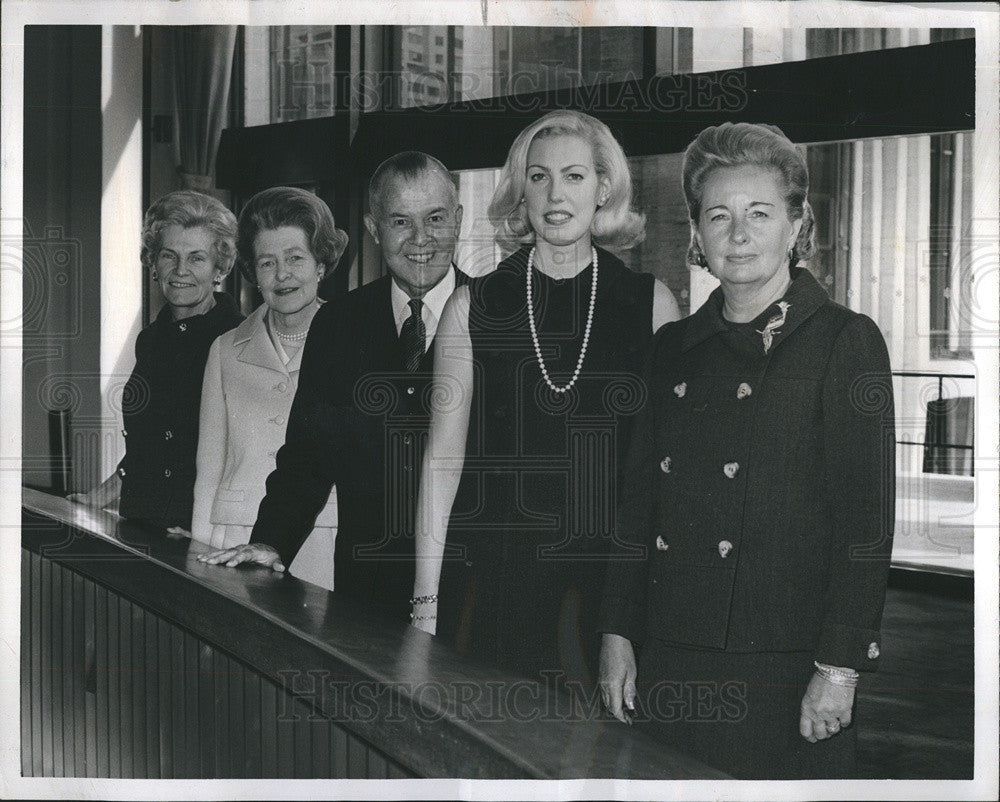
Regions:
[[737, 382, 752, 399], [655, 535, 669, 551], [723, 461, 739, 479], [718, 540, 733, 558], [277, 382, 288, 393], [660, 456, 672, 474], [273, 416, 285, 425], [673, 382, 687, 398]]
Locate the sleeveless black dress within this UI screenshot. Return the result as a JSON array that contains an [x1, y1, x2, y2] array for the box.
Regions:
[[437, 245, 655, 687]]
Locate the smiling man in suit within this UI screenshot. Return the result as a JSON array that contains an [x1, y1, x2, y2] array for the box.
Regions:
[[199, 151, 467, 620]]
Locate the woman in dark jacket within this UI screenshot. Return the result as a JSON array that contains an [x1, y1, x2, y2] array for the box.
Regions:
[[69, 190, 243, 530], [598, 123, 895, 779]]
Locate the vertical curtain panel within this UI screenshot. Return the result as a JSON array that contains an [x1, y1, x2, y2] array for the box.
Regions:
[[170, 26, 238, 191]]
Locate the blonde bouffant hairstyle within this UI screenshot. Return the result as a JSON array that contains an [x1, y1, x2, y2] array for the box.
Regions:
[[488, 110, 646, 252]]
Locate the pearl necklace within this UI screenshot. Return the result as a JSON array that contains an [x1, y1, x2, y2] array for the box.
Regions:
[[526, 245, 598, 394], [269, 310, 310, 341], [275, 329, 308, 342]]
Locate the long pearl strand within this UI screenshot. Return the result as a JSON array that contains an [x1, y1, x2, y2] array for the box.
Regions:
[[525, 245, 598, 394]]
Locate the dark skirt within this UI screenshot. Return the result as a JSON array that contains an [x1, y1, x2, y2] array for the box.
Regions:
[[634, 640, 857, 779]]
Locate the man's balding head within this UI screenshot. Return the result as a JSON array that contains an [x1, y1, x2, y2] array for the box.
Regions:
[[368, 151, 458, 217]]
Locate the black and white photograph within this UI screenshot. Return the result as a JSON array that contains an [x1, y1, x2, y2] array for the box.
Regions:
[[1, 1, 997, 799]]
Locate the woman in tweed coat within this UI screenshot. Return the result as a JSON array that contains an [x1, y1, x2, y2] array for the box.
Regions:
[[598, 123, 895, 779]]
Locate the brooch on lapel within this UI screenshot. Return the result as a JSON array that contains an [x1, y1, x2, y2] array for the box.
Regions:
[[756, 301, 790, 354]]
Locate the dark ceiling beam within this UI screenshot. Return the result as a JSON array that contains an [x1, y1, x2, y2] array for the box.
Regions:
[[217, 38, 973, 194], [349, 37, 974, 175]]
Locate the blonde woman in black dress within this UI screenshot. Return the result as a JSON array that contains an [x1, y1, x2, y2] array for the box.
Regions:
[[411, 110, 679, 689]]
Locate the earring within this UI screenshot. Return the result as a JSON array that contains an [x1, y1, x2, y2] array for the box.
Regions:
[[213, 277, 222, 287], [689, 239, 709, 269]]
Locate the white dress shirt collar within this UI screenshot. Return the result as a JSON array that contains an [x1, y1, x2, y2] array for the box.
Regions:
[[390, 265, 457, 351]]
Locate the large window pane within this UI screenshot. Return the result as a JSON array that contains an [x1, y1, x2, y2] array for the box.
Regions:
[[269, 26, 335, 122], [581, 27, 645, 83], [250, 25, 976, 118], [396, 25, 450, 108], [390, 26, 647, 107]]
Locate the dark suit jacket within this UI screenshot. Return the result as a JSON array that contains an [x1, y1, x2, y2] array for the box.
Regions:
[[599, 268, 895, 672], [251, 268, 468, 620]]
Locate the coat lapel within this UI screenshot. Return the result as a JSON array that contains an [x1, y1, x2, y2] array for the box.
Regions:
[[355, 276, 402, 373], [234, 306, 289, 376], [682, 267, 829, 356]]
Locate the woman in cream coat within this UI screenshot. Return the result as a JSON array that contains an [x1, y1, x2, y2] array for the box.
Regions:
[[191, 187, 347, 590]]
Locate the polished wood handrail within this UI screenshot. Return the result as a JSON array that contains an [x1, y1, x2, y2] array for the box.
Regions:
[[22, 487, 728, 779]]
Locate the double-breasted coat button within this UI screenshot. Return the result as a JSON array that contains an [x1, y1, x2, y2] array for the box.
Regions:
[[163, 469, 172, 478], [660, 456, 672, 473], [178, 323, 187, 332], [276, 382, 288, 393], [718, 540, 733, 558], [407, 386, 416, 395], [655, 535, 669, 551], [723, 461, 740, 479], [164, 430, 173, 440], [117, 467, 126, 477], [867, 642, 880, 659], [673, 382, 687, 398], [273, 415, 285, 425], [737, 382, 752, 399]]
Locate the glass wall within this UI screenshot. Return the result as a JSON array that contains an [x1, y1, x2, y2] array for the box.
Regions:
[[250, 25, 974, 122]]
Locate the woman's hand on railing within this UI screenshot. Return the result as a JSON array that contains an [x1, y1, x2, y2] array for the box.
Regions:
[[66, 472, 122, 509], [66, 491, 102, 507], [196, 542, 285, 573]]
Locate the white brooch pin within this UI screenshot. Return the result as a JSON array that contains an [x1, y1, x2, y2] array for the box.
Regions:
[[756, 301, 790, 354]]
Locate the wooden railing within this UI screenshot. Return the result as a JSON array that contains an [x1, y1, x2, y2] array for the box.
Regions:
[[20, 487, 726, 780]]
